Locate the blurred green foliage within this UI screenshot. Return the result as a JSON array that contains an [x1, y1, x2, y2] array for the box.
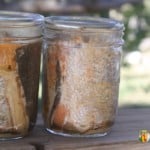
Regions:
[[122, 2, 150, 52], [95, 0, 150, 52]]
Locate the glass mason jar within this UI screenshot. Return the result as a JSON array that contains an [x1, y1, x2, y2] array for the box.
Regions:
[[43, 16, 124, 137], [0, 11, 44, 140]]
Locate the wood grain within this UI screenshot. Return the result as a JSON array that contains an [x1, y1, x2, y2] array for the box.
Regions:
[[0, 144, 35, 150], [0, 108, 150, 149]]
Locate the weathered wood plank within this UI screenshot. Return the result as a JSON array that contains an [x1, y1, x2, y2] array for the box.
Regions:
[[0, 144, 35, 150], [0, 108, 149, 150], [42, 141, 150, 150]]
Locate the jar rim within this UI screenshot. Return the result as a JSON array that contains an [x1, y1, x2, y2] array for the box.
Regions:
[[0, 11, 44, 26], [45, 16, 124, 32]]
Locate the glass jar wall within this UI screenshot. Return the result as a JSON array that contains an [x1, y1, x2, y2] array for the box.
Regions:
[[43, 16, 124, 137], [0, 11, 44, 140]]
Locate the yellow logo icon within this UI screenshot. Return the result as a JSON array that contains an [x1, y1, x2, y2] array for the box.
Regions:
[[139, 130, 150, 143]]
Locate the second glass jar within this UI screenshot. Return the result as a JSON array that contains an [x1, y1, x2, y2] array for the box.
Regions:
[[42, 16, 124, 137]]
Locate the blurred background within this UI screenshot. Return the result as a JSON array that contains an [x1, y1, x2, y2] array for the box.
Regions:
[[1, 0, 149, 108]]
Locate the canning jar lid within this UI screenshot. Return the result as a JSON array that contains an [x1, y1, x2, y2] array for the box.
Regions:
[[45, 16, 124, 32], [0, 11, 44, 26]]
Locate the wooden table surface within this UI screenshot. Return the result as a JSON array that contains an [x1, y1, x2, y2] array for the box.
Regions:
[[0, 108, 150, 150]]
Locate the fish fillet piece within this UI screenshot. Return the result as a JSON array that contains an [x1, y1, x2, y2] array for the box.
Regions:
[[0, 70, 29, 134], [0, 43, 20, 71]]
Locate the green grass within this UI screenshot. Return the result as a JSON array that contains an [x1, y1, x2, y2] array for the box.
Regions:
[[119, 64, 150, 107]]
